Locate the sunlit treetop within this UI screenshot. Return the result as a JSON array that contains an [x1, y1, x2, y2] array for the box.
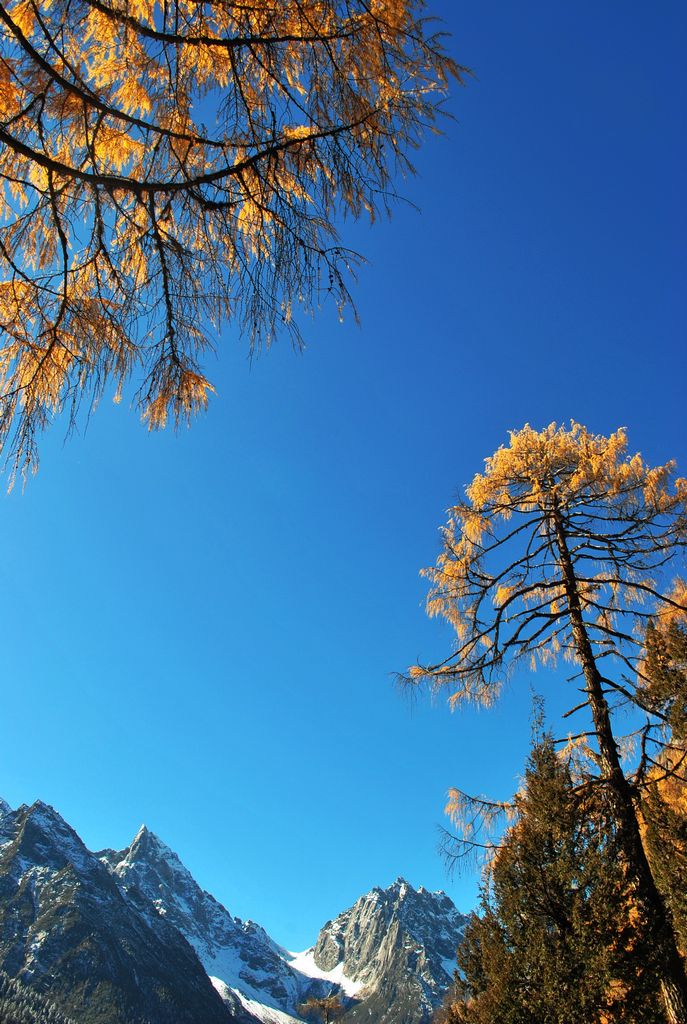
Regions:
[[412, 423, 687, 884], [0, 0, 463, 477], [409, 422, 687, 709], [457, 421, 683, 536]]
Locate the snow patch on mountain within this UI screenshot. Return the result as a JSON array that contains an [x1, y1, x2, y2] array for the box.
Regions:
[[286, 949, 364, 998], [211, 978, 303, 1024]]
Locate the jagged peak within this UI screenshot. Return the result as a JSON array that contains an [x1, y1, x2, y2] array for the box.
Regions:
[[386, 877, 454, 905], [30, 798, 56, 812], [366, 877, 419, 901], [114, 823, 202, 895], [26, 799, 71, 827], [0, 796, 10, 817], [129, 823, 176, 858], [97, 824, 181, 879], [8, 801, 101, 879], [357, 877, 422, 907], [342, 876, 465, 939]]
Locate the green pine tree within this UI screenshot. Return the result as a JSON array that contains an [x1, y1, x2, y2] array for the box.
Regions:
[[639, 607, 687, 956], [437, 737, 664, 1024]]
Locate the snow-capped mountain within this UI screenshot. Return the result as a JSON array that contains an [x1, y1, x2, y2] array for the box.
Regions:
[[99, 826, 467, 1023], [0, 801, 234, 1024], [98, 825, 317, 1020], [0, 798, 467, 1024]]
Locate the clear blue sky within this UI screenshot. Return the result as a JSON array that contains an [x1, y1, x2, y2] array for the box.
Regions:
[[1, 1, 685, 950]]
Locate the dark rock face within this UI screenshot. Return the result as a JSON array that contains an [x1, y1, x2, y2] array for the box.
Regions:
[[313, 878, 468, 1023], [0, 802, 234, 1024]]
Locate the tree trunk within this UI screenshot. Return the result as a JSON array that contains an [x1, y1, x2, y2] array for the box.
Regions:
[[551, 502, 687, 1024]]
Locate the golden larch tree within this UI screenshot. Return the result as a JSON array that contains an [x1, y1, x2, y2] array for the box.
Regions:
[[407, 422, 687, 1023], [0, 0, 462, 475], [298, 995, 344, 1023]]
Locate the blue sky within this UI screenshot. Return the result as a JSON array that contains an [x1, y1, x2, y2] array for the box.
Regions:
[[1, 1, 685, 950]]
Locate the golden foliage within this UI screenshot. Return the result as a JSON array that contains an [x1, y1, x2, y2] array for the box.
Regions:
[[409, 422, 687, 709], [415, 426, 687, 1021], [0, 0, 463, 478]]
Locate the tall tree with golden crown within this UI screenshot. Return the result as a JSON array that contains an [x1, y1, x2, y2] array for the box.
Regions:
[[0, 0, 462, 476], [407, 422, 687, 1023]]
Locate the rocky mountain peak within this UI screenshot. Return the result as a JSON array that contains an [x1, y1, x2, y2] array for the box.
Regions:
[[104, 822, 197, 896], [0, 802, 233, 1024], [101, 824, 230, 932], [311, 877, 468, 1023], [1, 799, 469, 1024], [0, 800, 103, 885], [101, 823, 312, 1019]]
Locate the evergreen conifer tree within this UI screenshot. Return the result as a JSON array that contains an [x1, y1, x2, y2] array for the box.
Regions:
[[0, 970, 77, 1024], [638, 600, 687, 955], [436, 736, 664, 1024]]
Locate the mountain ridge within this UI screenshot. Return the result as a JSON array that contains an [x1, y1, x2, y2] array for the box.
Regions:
[[0, 800, 235, 1024], [0, 798, 468, 1024]]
